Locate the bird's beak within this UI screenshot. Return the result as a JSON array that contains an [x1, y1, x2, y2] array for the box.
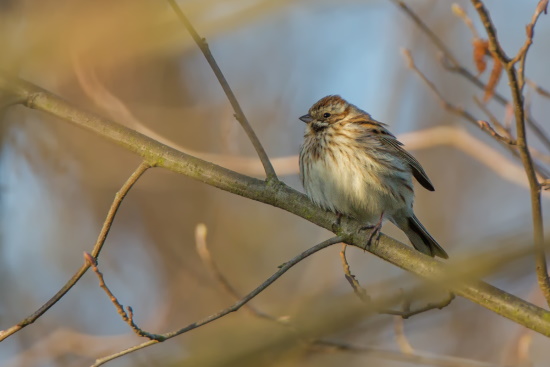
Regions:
[[299, 114, 313, 123]]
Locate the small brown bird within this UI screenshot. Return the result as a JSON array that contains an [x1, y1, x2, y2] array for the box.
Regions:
[[299, 95, 448, 259]]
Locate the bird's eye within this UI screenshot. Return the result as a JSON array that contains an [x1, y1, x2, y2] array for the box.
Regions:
[[323, 113, 331, 118]]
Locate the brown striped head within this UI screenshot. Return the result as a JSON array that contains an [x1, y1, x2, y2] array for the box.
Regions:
[[299, 95, 367, 131]]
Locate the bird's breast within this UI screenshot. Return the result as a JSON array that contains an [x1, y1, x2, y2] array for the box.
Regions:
[[300, 131, 412, 221]]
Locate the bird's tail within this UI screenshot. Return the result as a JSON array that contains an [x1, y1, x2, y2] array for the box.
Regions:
[[403, 214, 448, 259]]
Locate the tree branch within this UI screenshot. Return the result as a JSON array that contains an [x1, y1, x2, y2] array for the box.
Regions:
[[509, 0, 549, 89], [471, 0, 550, 307], [315, 339, 515, 367], [527, 78, 550, 99], [340, 244, 455, 318], [84, 253, 157, 339], [166, 0, 277, 181]]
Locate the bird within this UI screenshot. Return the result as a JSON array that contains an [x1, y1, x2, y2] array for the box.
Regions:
[[299, 95, 448, 259]]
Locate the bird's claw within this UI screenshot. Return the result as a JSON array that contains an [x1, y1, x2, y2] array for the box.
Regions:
[[364, 223, 382, 251], [332, 212, 344, 232], [359, 213, 384, 251]]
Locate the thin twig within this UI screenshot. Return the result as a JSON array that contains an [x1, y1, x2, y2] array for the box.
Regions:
[[166, 0, 277, 181], [84, 253, 157, 339], [472, 96, 510, 137], [340, 244, 371, 302], [383, 294, 456, 319], [471, 0, 550, 307], [476, 120, 515, 145], [315, 340, 515, 367], [509, 0, 549, 89], [390, 0, 460, 67], [339, 244, 455, 318], [0, 162, 151, 341], [91, 236, 344, 366], [451, 4, 480, 39], [527, 78, 550, 99], [394, 316, 415, 354]]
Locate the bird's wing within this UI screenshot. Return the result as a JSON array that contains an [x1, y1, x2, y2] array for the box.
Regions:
[[379, 136, 435, 191], [350, 117, 435, 191]]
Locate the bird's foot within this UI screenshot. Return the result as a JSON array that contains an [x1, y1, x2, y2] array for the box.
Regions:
[[359, 213, 384, 251], [363, 223, 382, 251], [332, 212, 344, 232]]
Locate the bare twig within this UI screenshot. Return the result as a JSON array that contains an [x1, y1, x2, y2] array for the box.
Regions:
[[383, 293, 456, 319], [91, 236, 344, 366], [508, 0, 549, 89], [84, 253, 157, 339], [541, 179, 550, 190], [339, 244, 455, 318], [390, 0, 460, 67], [315, 340, 515, 367], [472, 96, 510, 136], [451, 4, 480, 39], [0, 162, 151, 341], [340, 244, 371, 302], [166, 0, 277, 181], [471, 0, 550, 306], [527, 78, 550, 99], [394, 316, 415, 354], [476, 120, 515, 145]]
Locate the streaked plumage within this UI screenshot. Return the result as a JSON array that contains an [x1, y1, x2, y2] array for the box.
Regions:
[[299, 95, 448, 259]]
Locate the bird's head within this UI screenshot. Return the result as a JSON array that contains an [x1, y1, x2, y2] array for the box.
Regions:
[[299, 95, 366, 131]]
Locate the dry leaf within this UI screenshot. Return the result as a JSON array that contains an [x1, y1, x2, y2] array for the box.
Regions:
[[483, 53, 503, 102], [473, 38, 489, 74]]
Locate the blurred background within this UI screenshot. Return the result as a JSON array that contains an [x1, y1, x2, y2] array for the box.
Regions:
[[1, 0, 550, 366]]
